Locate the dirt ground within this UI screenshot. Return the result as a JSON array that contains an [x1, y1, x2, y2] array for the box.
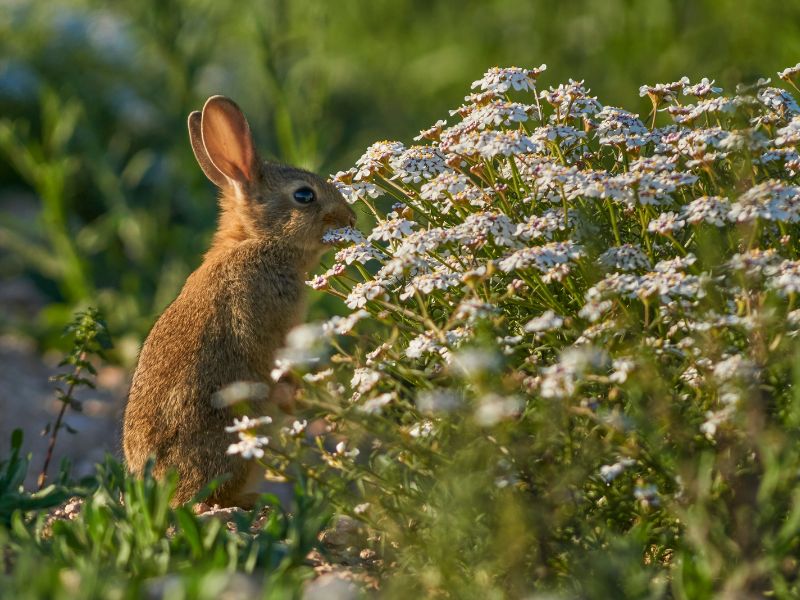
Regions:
[[0, 331, 128, 487], [0, 244, 128, 484]]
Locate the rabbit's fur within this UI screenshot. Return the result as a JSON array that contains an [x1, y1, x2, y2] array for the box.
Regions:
[[123, 96, 354, 507]]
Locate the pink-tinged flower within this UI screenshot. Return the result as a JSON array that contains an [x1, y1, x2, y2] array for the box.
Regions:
[[471, 65, 547, 94]]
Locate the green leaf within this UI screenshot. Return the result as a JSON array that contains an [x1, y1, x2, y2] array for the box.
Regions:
[[175, 508, 203, 558]]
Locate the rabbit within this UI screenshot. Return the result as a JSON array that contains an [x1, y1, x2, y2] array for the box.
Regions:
[[123, 95, 355, 508]]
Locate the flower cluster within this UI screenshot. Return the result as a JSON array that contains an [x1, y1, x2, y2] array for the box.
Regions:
[[256, 63, 800, 592], [312, 61, 800, 474]]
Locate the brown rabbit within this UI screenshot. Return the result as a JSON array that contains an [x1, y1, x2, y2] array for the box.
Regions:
[[123, 96, 355, 507]]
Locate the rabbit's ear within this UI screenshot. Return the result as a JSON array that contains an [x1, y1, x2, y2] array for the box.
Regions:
[[200, 96, 260, 187], [188, 111, 228, 188]]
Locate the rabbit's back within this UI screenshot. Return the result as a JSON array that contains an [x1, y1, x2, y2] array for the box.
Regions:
[[123, 241, 303, 504]]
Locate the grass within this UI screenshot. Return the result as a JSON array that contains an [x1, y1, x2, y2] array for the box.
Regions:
[[1, 430, 331, 599]]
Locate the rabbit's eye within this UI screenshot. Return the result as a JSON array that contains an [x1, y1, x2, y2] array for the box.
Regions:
[[293, 187, 316, 205]]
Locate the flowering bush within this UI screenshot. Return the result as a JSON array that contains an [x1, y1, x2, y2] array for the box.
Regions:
[[252, 64, 800, 596]]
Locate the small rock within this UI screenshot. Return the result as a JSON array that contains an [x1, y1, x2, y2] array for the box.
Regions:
[[320, 515, 365, 549], [302, 573, 360, 600]]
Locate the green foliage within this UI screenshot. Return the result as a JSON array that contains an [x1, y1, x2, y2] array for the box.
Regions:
[[37, 308, 112, 488], [0, 441, 329, 599], [0, 431, 75, 528], [55, 307, 112, 393], [2, 0, 800, 361]]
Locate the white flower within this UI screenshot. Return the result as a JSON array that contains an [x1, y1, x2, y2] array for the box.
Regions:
[[358, 393, 395, 415], [647, 211, 686, 235], [331, 171, 382, 204], [405, 332, 442, 359], [756, 147, 800, 167], [599, 458, 636, 482], [270, 359, 291, 382], [227, 432, 270, 460], [415, 119, 448, 141], [498, 241, 583, 281], [595, 106, 651, 148], [408, 420, 435, 438], [541, 79, 603, 120], [683, 77, 723, 98], [420, 171, 471, 202], [211, 382, 270, 408], [303, 369, 333, 383], [400, 271, 462, 300], [681, 196, 731, 226], [778, 62, 800, 81], [454, 299, 497, 322], [758, 87, 800, 117], [450, 129, 538, 158], [681, 366, 702, 388], [530, 125, 587, 150], [579, 295, 613, 322], [225, 415, 273, 433], [366, 343, 390, 365], [417, 390, 462, 414], [729, 180, 800, 224], [539, 363, 576, 399], [283, 420, 307, 436], [668, 97, 737, 124], [769, 260, 800, 295], [351, 368, 381, 393], [390, 146, 448, 183], [514, 210, 566, 241], [322, 310, 370, 336], [474, 394, 522, 426], [345, 280, 387, 309], [367, 218, 417, 242], [524, 310, 564, 333], [639, 77, 690, 102], [456, 211, 517, 247], [286, 323, 324, 351], [598, 245, 651, 272], [728, 248, 780, 276], [634, 484, 660, 507], [776, 116, 800, 146], [609, 358, 635, 384], [307, 274, 329, 290], [463, 100, 532, 130], [355, 140, 406, 180], [700, 405, 736, 439], [322, 226, 366, 245], [334, 441, 360, 459], [713, 354, 754, 382], [471, 65, 546, 94]]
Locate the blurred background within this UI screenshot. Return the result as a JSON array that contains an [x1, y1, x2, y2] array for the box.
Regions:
[[1, 0, 799, 365]]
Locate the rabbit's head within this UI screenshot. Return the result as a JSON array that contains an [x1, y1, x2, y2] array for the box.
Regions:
[[188, 96, 355, 262]]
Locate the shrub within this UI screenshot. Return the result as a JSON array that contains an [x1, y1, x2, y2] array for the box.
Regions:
[[253, 63, 800, 597]]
